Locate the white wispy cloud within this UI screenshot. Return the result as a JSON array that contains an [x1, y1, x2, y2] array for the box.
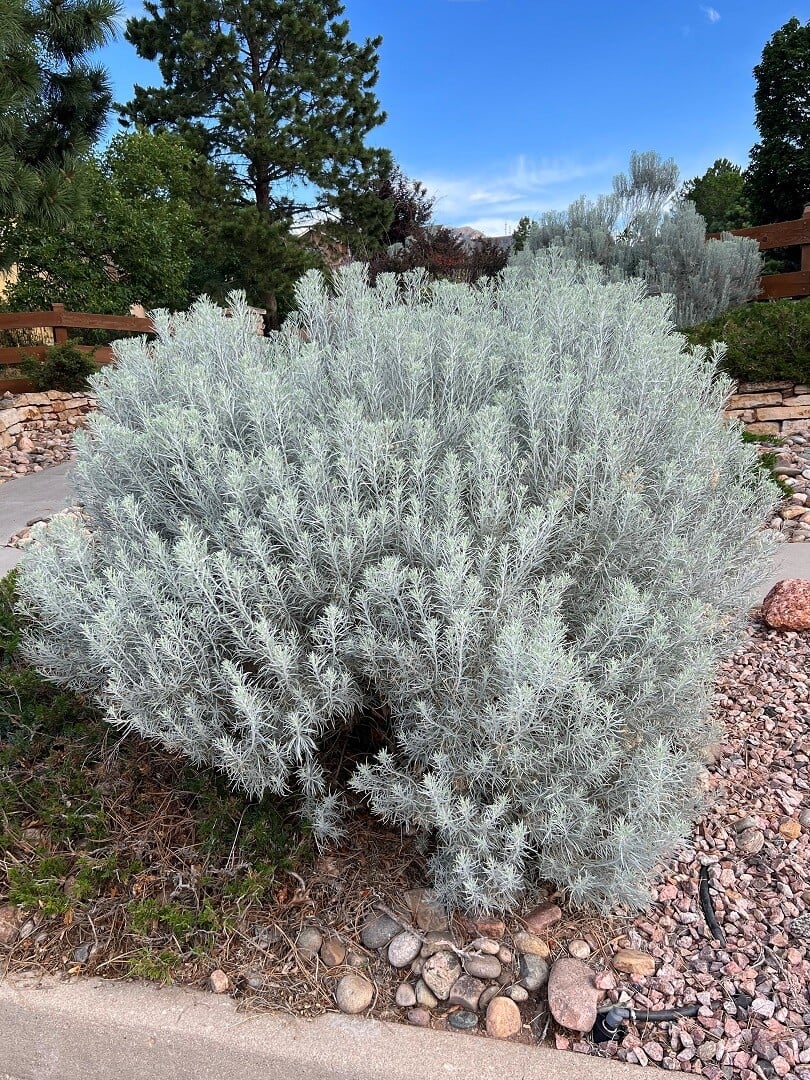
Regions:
[[702, 6, 721, 22], [420, 156, 613, 236]]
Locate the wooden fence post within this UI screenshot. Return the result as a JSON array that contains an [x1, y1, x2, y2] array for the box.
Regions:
[[802, 205, 810, 274], [51, 303, 68, 345]]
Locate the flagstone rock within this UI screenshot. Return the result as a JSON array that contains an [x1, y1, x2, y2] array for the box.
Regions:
[[523, 902, 562, 935], [612, 948, 655, 976]]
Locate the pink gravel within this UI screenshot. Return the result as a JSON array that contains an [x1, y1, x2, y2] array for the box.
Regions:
[[588, 617, 810, 1077]]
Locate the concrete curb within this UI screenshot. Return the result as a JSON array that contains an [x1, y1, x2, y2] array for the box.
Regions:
[[0, 973, 641, 1080]]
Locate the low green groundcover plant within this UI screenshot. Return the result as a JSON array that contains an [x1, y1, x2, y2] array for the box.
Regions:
[[19, 343, 99, 393], [685, 298, 810, 384], [14, 253, 778, 913]]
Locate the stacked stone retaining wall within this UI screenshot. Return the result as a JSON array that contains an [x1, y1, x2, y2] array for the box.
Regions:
[[0, 391, 96, 480], [724, 381, 810, 436]]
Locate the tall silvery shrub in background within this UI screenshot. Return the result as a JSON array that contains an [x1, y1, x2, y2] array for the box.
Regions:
[[520, 151, 762, 327], [16, 255, 777, 912]]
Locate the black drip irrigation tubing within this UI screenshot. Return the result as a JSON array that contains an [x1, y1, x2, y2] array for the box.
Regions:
[[591, 863, 728, 1044]]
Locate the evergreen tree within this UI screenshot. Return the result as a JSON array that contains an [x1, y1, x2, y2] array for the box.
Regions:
[[679, 159, 750, 234], [120, 0, 389, 323], [747, 18, 810, 225], [375, 164, 434, 248], [0, 0, 118, 237]]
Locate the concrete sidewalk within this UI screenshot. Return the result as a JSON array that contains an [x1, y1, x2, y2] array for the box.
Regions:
[[0, 974, 639, 1080], [0, 462, 76, 577]]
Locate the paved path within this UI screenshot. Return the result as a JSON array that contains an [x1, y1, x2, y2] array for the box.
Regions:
[[2, 462, 810, 600], [0, 974, 641, 1080], [0, 462, 76, 577]]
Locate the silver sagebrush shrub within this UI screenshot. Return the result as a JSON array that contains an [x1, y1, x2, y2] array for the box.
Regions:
[[15, 255, 778, 912]]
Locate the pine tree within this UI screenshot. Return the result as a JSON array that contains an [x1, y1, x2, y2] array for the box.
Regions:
[[746, 18, 810, 225], [120, 0, 389, 323], [679, 158, 751, 234], [0, 0, 118, 237]]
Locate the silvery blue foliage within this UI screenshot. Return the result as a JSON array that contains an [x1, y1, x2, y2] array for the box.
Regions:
[[520, 151, 762, 327], [15, 253, 778, 912]]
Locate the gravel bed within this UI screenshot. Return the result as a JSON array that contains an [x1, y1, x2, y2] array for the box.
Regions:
[[588, 617, 810, 1077], [759, 433, 810, 543]]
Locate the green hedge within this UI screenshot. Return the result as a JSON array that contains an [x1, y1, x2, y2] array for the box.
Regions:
[[685, 298, 810, 384], [19, 343, 99, 393]]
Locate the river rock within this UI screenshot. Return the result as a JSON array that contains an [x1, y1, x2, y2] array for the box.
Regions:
[[507, 985, 529, 1003], [519, 953, 549, 991], [415, 979, 439, 1009], [395, 981, 417, 1007], [422, 951, 462, 1000], [513, 931, 550, 958], [388, 930, 422, 968], [0, 905, 21, 946], [209, 969, 229, 993], [335, 973, 374, 1014], [469, 936, 500, 955], [320, 935, 346, 967], [360, 915, 401, 950], [407, 1007, 431, 1027], [449, 1009, 479, 1030], [479, 984, 500, 1010], [295, 927, 323, 957], [547, 959, 602, 1033], [463, 953, 501, 980], [486, 996, 522, 1039], [448, 974, 486, 1012], [474, 916, 506, 938]]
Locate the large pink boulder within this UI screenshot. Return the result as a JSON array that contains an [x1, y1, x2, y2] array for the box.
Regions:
[[547, 959, 603, 1033], [761, 579, 810, 630]]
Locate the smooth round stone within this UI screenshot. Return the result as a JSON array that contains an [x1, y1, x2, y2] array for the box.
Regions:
[[449, 1009, 479, 1030], [388, 930, 422, 969], [519, 953, 549, 991], [486, 996, 522, 1039], [512, 931, 550, 958], [448, 974, 486, 1012], [469, 936, 500, 955], [407, 1007, 431, 1028], [360, 915, 401, 950], [569, 939, 591, 959], [395, 981, 417, 1008], [506, 984, 529, 1003], [478, 984, 500, 1010], [463, 953, 502, 980], [295, 927, 323, 957], [335, 973, 374, 1014], [497, 946, 513, 964], [415, 978, 439, 1009]]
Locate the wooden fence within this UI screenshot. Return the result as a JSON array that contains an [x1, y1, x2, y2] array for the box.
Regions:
[[708, 205, 810, 300], [0, 304, 154, 394]]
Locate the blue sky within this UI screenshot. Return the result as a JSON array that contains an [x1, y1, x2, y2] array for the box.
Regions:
[[104, 2, 809, 235]]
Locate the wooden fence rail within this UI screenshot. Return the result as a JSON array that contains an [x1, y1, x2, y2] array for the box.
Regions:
[[0, 304, 154, 394], [708, 205, 810, 301]]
